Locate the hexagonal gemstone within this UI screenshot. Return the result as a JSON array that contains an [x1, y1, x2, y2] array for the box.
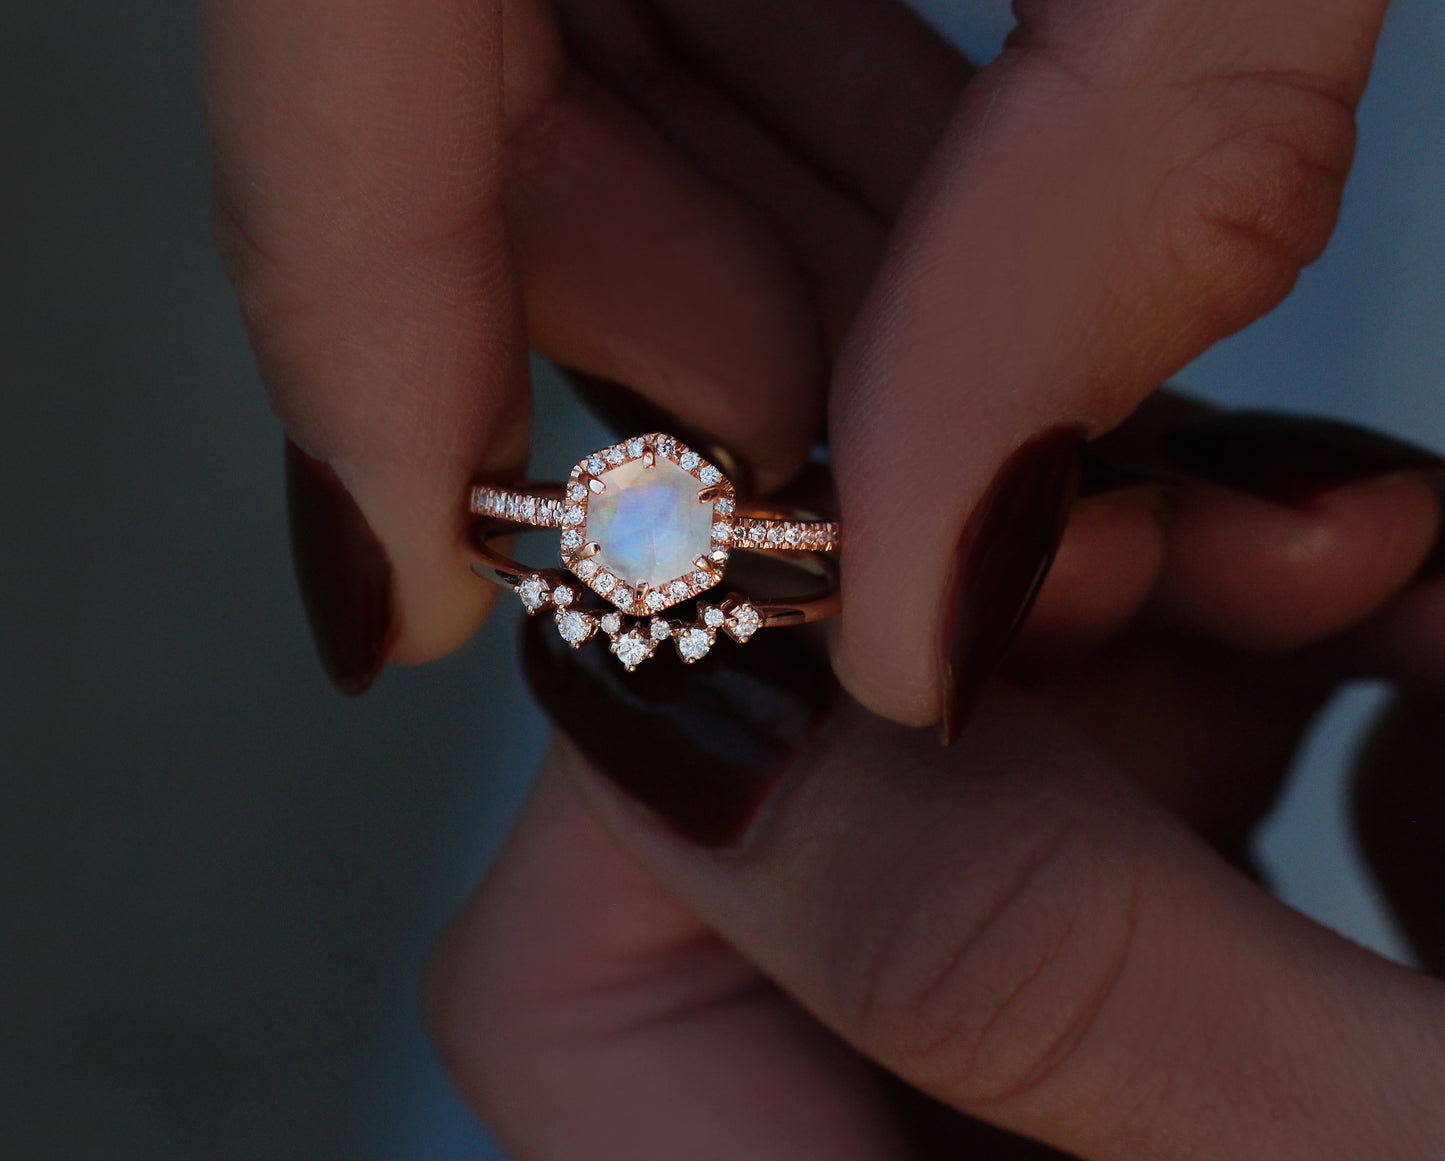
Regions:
[[585, 458, 715, 590]]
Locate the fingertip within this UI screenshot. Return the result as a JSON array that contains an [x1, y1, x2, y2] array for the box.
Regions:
[[1156, 475, 1442, 653]]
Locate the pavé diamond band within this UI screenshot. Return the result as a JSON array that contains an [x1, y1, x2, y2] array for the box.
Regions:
[[468, 432, 840, 669]]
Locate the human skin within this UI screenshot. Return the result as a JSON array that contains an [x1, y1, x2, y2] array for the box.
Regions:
[[202, 0, 1445, 1155]]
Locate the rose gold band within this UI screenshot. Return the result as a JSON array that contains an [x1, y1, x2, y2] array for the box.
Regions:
[[469, 483, 841, 552]]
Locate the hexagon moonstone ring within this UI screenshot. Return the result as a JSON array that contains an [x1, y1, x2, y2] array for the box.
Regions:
[[468, 433, 840, 670]]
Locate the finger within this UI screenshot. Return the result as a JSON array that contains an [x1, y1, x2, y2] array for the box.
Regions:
[[427, 644, 916, 1160], [531, 664, 1445, 1160], [550, 0, 886, 351], [1153, 474, 1441, 652], [829, 0, 1390, 727], [647, 0, 972, 219], [203, 0, 528, 688], [1353, 693, 1445, 975], [502, 47, 825, 487]]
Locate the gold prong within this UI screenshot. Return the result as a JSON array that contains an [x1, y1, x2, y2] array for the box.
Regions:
[[578, 542, 601, 560], [698, 484, 724, 504], [588, 476, 605, 494], [693, 556, 717, 575], [642, 448, 656, 469]]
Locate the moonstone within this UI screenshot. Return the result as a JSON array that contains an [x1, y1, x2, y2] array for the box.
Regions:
[[586, 458, 713, 589]]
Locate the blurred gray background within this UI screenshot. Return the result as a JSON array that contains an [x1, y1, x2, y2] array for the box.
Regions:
[[3, 1, 1441, 1158]]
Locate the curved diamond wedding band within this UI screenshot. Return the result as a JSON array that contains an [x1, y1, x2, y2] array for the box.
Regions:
[[468, 432, 840, 669]]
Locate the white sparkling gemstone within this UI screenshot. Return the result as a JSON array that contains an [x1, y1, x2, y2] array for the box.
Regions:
[[517, 575, 549, 613], [605, 446, 625, 465], [627, 436, 646, 457], [584, 457, 717, 593], [703, 607, 725, 628], [521, 496, 538, 521], [730, 602, 761, 641], [649, 617, 671, 641], [692, 570, 712, 589], [574, 558, 598, 580], [594, 572, 616, 594], [677, 627, 712, 662], [716, 498, 734, 515], [556, 609, 593, 647], [698, 465, 720, 485], [712, 522, 731, 542], [600, 612, 623, 635], [645, 589, 668, 611], [679, 450, 701, 472], [768, 524, 786, 544], [668, 579, 690, 600], [562, 529, 583, 550], [552, 585, 574, 608], [655, 436, 675, 458], [568, 483, 587, 501], [587, 455, 606, 476], [612, 628, 653, 670], [564, 503, 585, 525], [614, 585, 635, 608]]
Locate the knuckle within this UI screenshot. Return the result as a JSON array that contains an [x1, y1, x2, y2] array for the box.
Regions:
[[837, 810, 1141, 1110], [1158, 71, 1357, 334]]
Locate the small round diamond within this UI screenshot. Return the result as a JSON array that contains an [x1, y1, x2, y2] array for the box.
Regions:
[[627, 437, 646, 457], [517, 575, 549, 613], [605, 446, 625, 465], [568, 482, 587, 501], [712, 522, 731, 542], [561, 529, 583, 550], [594, 572, 617, 594], [552, 585, 574, 608], [645, 589, 668, 611], [587, 455, 606, 476], [715, 498, 734, 515], [564, 503, 585, 526], [691, 570, 712, 589], [613, 585, 635, 608], [612, 628, 653, 670], [575, 558, 598, 580], [555, 609, 593, 647], [676, 627, 712, 663], [698, 465, 721, 486], [702, 606, 725, 628], [679, 450, 701, 472], [668, 579, 690, 601], [649, 617, 671, 641], [600, 612, 622, 635], [729, 602, 762, 642], [655, 436, 675, 458]]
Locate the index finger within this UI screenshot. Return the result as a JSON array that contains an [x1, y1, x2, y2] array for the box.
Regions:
[[831, 0, 1388, 729]]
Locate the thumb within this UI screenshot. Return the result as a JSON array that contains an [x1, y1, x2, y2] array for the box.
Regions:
[[831, 0, 1386, 729]]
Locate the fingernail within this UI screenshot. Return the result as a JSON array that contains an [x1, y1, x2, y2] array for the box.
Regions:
[[284, 438, 397, 695], [520, 613, 837, 847], [556, 365, 757, 498], [1159, 411, 1445, 507], [940, 426, 1086, 745]]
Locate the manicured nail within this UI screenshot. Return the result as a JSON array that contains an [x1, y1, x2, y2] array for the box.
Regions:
[[520, 613, 837, 847], [1159, 411, 1445, 507], [939, 426, 1086, 745], [556, 365, 757, 498], [284, 439, 397, 695]]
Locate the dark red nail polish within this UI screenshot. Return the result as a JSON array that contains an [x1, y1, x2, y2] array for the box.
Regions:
[[284, 439, 397, 695], [939, 426, 1086, 745], [556, 365, 757, 499], [520, 612, 837, 847], [1159, 411, 1445, 506]]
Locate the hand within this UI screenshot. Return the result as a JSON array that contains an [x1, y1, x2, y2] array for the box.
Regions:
[[425, 434, 1445, 1159], [205, 0, 1394, 728], [201, 0, 966, 689]]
